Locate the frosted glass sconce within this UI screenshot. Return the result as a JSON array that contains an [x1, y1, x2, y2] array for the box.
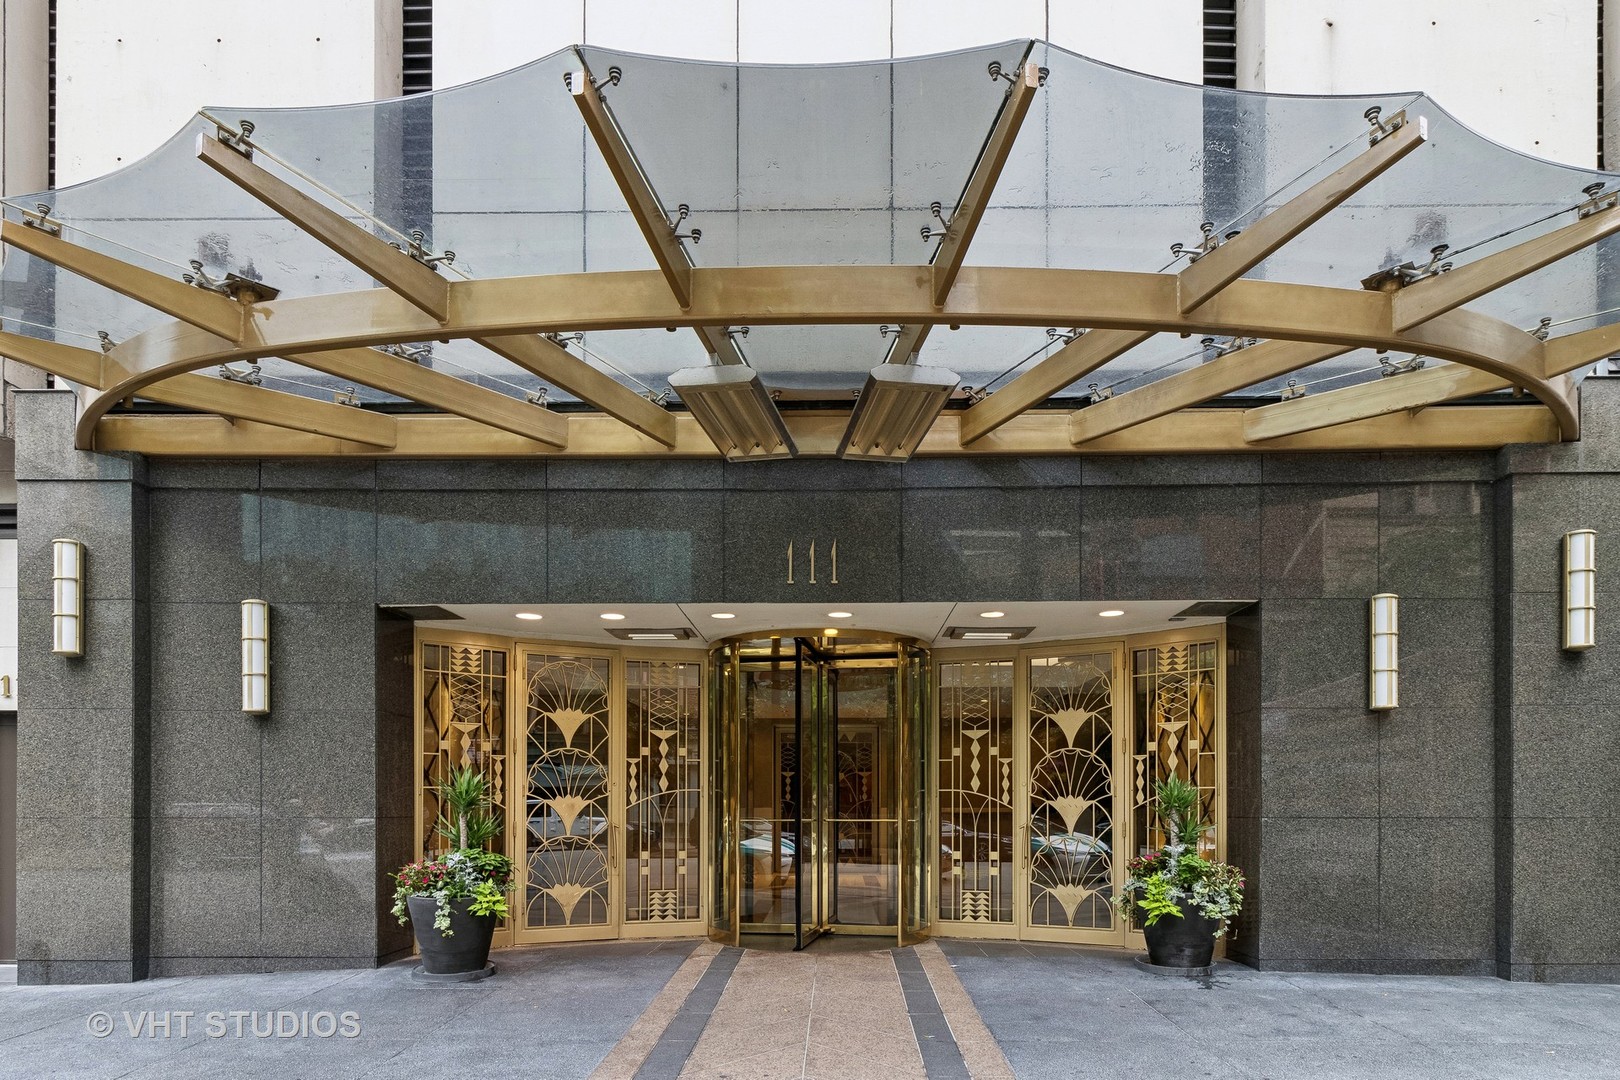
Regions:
[[242, 599, 269, 714], [1564, 529, 1596, 651], [51, 539, 84, 657], [1369, 593, 1399, 711]]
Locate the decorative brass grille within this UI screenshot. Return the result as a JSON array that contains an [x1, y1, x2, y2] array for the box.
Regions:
[[624, 659, 702, 923], [523, 653, 613, 930], [420, 643, 507, 859], [1027, 653, 1117, 931], [937, 660, 1014, 924], [1131, 641, 1220, 857]]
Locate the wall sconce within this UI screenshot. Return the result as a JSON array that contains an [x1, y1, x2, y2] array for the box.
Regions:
[[1369, 593, 1399, 711], [1564, 529, 1596, 651], [51, 538, 84, 657], [241, 599, 269, 715]]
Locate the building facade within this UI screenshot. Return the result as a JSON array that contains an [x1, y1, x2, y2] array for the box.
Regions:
[[2, 2, 1620, 986]]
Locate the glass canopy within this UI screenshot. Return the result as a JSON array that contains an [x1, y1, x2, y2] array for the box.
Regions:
[[1, 39, 1614, 456]]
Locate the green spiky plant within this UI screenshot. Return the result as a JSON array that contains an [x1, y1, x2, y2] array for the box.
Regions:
[[1112, 775, 1245, 936], [433, 765, 502, 851], [391, 766, 514, 935]]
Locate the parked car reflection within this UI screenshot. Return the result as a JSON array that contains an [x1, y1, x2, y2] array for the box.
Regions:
[[1030, 831, 1109, 872]]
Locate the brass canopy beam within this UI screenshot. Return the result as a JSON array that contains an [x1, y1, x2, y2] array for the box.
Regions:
[[1242, 362, 1570, 443], [569, 51, 748, 372], [1392, 200, 1620, 331], [88, 403, 1560, 459], [1, 219, 245, 342], [959, 329, 1155, 444], [78, 264, 1576, 446], [1178, 112, 1428, 313], [0, 331, 397, 447], [200, 133, 676, 447], [198, 134, 452, 322]]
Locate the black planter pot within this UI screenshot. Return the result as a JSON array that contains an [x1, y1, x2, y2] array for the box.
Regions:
[[406, 895, 497, 975], [1141, 906, 1221, 968]]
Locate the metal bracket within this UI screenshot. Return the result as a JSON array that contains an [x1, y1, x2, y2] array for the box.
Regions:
[[1578, 182, 1619, 219], [20, 203, 60, 236], [1199, 335, 1259, 359], [218, 363, 263, 386], [390, 229, 456, 269], [563, 65, 622, 95], [544, 331, 584, 349], [1046, 327, 1084, 345], [217, 119, 256, 158], [378, 342, 433, 364], [1171, 221, 1240, 264], [1531, 316, 1553, 341], [921, 201, 954, 243], [878, 325, 903, 338], [525, 387, 551, 408], [960, 384, 990, 404], [1359, 244, 1452, 291], [1379, 354, 1428, 378], [987, 60, 1049, 86], [725, 326, 749, 342], [666, 204, 701, 245], [332, 385, 361, 407], [97, 331, 117, 353], [1364, 106, 1406, 146], [1087, 382, 1114, 404], [183, 260, 282, 303], [1280, 378, 1307, 401]]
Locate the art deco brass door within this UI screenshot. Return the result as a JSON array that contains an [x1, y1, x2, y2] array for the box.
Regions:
[[516, 646, 619, 943]]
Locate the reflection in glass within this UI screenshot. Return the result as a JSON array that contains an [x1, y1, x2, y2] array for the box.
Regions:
[[624, 659, 702, 923], [523, 653, 612, 930], [937, 660, 1015, 924], [1028, 653, 1117, 931], [830, 667, 898, 927]]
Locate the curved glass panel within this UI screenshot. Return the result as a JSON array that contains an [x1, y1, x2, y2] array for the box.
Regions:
[[4, 38, 1617, 409]]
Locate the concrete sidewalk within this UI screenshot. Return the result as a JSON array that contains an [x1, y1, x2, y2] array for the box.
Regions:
[[4, 939, 1620, 1079]]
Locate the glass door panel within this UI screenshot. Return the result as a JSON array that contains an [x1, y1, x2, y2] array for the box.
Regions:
[[739, 657, 799, 932], [830, 666, 898, 930], [519, 649, 617, 941], [899, 643, 932, 945], [793, 640, 828, 948], [1024, 649, 1124, 945], [936, 659, 1015, 929], [709, 647, 739, 944], [624, 658, 703, 929], [1131, 640, 1221, 860]]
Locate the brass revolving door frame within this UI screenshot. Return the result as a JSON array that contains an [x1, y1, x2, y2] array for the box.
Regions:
[[708, 630, 931, 949]]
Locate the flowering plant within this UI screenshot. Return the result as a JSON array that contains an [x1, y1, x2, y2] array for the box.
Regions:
[[1113, 776, 1245, 937], [391, 766, 513, 936], [391, 848, 514, 934]]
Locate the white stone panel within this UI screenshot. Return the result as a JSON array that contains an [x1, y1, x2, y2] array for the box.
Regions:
[[1048, 1, 1205, 83], [738, 0, 891, 63], [585, 0, 738, 61], [434, 0, 585, 88], [1241, 0, 1598, 168], [892, 0, 1047, 57], [55, 0, 395, 185]]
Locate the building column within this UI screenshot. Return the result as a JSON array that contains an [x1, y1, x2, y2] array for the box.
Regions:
[[12, 390, 150, 983], [1495, 375, 1620, 982]]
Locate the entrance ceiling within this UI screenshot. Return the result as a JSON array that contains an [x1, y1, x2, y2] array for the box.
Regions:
[[420, 601, 1231, 649], [2, 40, 1617, 460]]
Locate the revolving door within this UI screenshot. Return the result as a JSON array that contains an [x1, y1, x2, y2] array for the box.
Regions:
[[709, 632, 931, 948]]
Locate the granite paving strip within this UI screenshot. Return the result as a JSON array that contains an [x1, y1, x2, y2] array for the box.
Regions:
[[632, 946, 743, 1080], [678, 945, 927, 1080], [913, 942, 1014, 1080], [590, 941, 723, 1080], [893, 947, 970, 1080]]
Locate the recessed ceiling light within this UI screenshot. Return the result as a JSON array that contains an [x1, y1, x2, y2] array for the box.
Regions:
[[979, 610, 1006, 619], [828, 611, 854, 619], [600, 612, 626, 621], [710, 612, 736, 620], [1099, 609, 1125, 617], [515, 612, 543, 621]]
